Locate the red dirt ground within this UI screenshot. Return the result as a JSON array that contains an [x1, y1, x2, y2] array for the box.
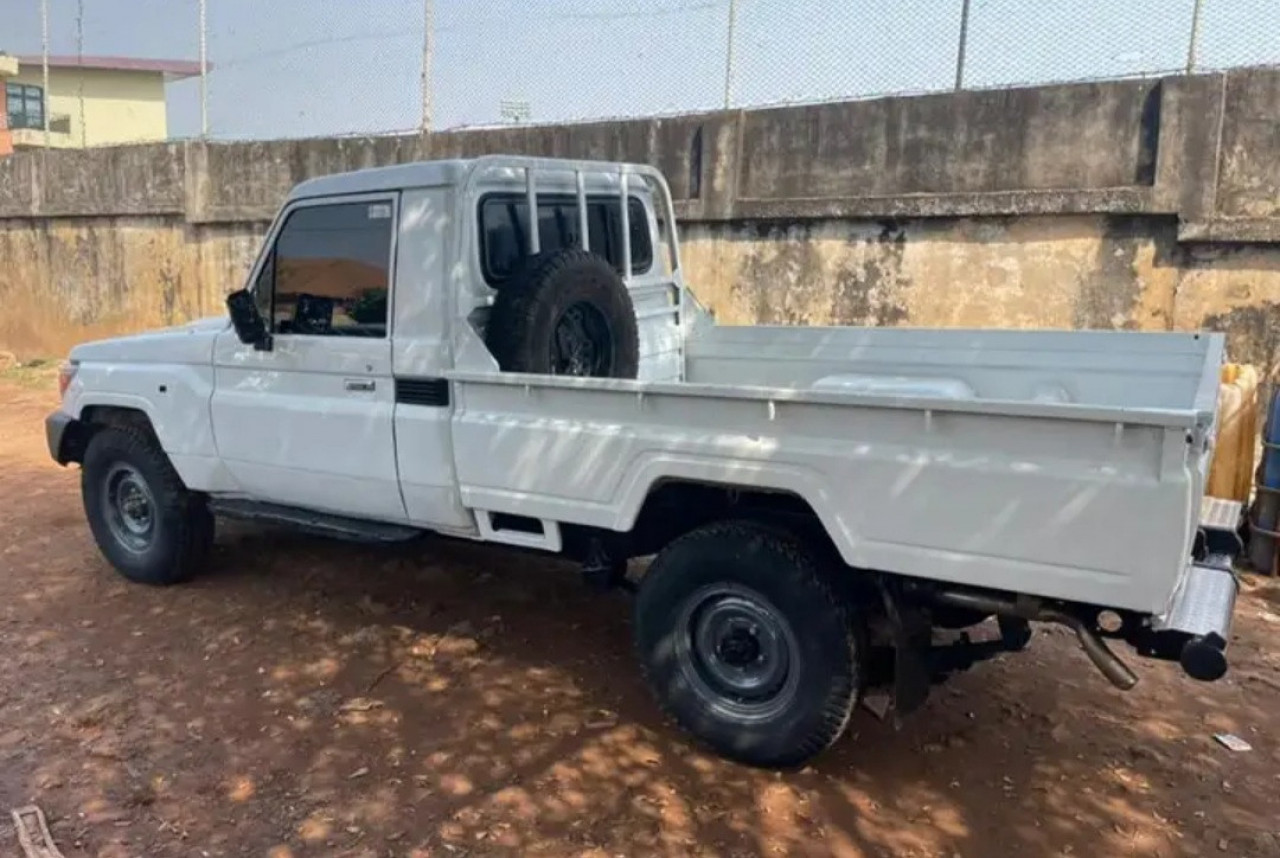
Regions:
[[1, 378, 1279, 857]]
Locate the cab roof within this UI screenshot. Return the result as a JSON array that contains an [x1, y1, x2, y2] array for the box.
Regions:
[[287, 156, 658, 203], [289, 159, 473, 201]]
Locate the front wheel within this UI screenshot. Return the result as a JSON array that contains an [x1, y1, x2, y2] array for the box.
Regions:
[[81, 426, 214, 585], [634, 521, 865, 768]]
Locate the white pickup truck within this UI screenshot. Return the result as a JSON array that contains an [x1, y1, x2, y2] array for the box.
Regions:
[[47, 155, 1240, 768]]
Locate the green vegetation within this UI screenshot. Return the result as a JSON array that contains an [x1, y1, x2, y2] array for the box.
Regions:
[[0, 356, 59, 390]]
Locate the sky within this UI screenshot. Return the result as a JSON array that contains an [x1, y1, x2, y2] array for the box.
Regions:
[[2, 0, 1277, 141]]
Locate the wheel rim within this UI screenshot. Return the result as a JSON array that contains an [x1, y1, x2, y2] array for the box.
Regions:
[[102, 463, 156, 553], [675, 583, 801, 721], [550, 302, 613, 377]]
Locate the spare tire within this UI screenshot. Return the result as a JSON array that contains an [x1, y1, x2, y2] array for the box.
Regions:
[[487, 249, 640, 378]]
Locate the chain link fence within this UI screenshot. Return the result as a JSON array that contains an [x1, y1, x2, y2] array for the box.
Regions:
[[2, 0, 1277, 146]]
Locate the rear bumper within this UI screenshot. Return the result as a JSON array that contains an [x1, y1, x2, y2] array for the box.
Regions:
[[1134, 496, 1244, 682], [1146, 557, 1238, 681]]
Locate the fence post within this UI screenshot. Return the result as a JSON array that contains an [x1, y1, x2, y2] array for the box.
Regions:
[[199, 0, 208, 137], [1185, 0, 1204, 74], [954, 0, 972, 90], [421, 0, 434, 132], [722, 0, 738, 110], [76, 0, 86, 146], [40, 0, 50, 149]]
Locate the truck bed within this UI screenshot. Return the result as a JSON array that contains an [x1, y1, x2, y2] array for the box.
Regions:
[[448, 325, 1224, 614]]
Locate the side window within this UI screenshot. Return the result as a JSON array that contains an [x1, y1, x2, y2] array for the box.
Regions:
[[480, 195, 653, 286], [622, 197, 653, 272], [264, 200, 394, 338]]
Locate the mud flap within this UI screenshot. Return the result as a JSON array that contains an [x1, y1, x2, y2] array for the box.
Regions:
[[870, 577, 934, 722], [867, 578, 1036, 722]]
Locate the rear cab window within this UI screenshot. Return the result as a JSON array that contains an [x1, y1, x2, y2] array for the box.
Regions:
[[479, 194, 653, 286]]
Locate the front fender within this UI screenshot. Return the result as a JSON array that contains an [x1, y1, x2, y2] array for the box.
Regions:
[[67, 364, 216, 458], [63, 363, 234, 492], [66, 389, 157, 422]]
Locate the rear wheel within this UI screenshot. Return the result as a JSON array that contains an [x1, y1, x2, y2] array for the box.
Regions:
[[81, 426, 214, 585], [634, 521, 864, 768]]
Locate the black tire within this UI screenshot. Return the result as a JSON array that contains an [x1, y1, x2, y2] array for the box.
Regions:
[[634, 521, 864, 768], [487, 249, 640, 378], [81, 426, 214, 586]]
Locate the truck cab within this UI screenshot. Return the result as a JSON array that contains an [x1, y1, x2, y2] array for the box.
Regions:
[[154, 159, 678, 534]]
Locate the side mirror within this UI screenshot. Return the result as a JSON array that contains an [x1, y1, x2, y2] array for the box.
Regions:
[[226, 289, 272, 351]]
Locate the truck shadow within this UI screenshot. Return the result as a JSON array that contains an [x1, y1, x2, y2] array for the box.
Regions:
[[187, 523, 1276, 857], [6, 487, 1278, 857]]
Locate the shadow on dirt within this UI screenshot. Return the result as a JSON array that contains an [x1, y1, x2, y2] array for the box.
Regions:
[[3, 455, 1279, 856]]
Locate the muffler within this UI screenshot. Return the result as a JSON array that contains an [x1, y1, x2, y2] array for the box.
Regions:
[[931, 589, 1139, 690]]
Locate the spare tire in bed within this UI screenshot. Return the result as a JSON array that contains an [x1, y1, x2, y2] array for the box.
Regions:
[[486, 248, 640, 379]]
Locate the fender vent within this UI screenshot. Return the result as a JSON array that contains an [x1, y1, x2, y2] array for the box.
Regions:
[[395, 377, 450, 407]]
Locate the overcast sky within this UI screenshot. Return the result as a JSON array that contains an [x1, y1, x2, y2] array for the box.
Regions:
[[3, 0, 1277, 140]]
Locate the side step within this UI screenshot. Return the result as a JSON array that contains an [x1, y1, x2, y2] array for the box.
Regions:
[[208, 498, 422, 543]]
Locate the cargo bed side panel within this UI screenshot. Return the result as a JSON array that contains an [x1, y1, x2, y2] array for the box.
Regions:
[[450, 378, 1200, 614]]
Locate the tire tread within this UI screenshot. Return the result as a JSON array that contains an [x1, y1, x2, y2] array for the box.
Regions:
[[635, 519, 863, 768], [82, 425, 212, 586]]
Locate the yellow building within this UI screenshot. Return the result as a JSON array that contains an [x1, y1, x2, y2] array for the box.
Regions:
[[1, 53, 200, 151]]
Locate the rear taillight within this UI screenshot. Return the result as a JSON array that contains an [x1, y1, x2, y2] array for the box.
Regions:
[[57, 361, 78, 397]]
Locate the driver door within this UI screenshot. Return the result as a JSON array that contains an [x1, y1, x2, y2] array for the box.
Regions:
[[210, 193, 407, 522]]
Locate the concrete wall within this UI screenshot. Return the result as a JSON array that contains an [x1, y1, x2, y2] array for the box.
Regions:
[[681, 217, 1280, 378], [0, 218, 261, 357], [4, 68, 1280, 376]]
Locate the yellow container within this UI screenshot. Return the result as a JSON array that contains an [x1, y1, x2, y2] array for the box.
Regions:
[[1207, 363, 1261, 503], [1233, 364, 1260, 501]]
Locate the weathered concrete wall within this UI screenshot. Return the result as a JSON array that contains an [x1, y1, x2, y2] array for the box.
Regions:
[[680, 214, 1280, 378], [1217, 71, 1280, 220], [736, 81, 1161, 202], [1176, 244, 1280, 379], [0, 218, 264, 357], [5, 68, 1280, 377], [681, 215, 1180, 332]]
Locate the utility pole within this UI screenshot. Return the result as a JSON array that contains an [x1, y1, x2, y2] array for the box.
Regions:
[[200, 0, 209, 137], [954, 0, 972, 90], [1185, 0, 1204, 74], [41, 0, 50, 149], [722, 0, 737, 110], [76, 0, 86, 146], [421, 0, 434, 132]]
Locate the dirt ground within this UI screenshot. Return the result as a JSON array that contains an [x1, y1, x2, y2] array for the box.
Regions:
[[1, 377, 1279, 858]]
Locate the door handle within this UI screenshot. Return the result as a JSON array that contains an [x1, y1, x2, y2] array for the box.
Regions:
[[344, 378, 376, 392]]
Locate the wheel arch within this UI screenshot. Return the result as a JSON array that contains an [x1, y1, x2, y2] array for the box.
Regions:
[[56, 402, 158, 465], [623, 476, 850, 568], [65, 401, 212, 492]]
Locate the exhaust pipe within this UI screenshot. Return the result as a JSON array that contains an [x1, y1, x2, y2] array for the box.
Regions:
[[932, 589, 1139, 690]]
